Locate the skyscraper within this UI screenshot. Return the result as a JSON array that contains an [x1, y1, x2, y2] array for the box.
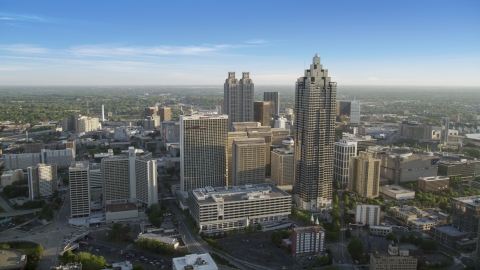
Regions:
[[264, 91, 280, 118], [334, 140, 357, 188], [254, 101, 272, 127], [232, 138, 266, 186], [224, 72, 254, 131], [293, 54, 336, 210], [144, 107, 158, 118], [180, 115, 228, 191], [441, 117, 450, 143], [348, 152, 380, 198], [102, 147, 157, 207], [69, 161, 91, 218], [350, 101, 361, 124], [27, 163, 58, 199], [159, 107, 172, 122]]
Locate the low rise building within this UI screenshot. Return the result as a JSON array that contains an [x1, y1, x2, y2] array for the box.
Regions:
[[0, 169, 24, 187], [431, 225, 475, 251], [136, 233, 179, 249], [390, 206, 426, 222], [105, 202, 138, 221], [451, 195, 480, 237], [355, 203, 381, 225], [369, 225, 392, 236], [437, 157, 480, 180], [417, 176, 449, 193], [291, 225, 325, 258], [172, 254, 218, 270], [187, 183, 291, 233], [380, 185, 415, 200], [370, 242, 418, 270]]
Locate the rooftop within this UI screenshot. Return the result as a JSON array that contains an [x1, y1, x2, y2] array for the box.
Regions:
[[419, 176, 450, 181], [432, 225, 472, 237], [0, 249, 27, 270], [137, 233, 178, 245], [106, 203, 137, 213], [172, 253, 218, 270], [452, 195, 480, 207], [190, 183, 291, 205], [381, 185, 415, 194]]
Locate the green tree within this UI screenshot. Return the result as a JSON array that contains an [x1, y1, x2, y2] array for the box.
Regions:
[[133, 265, 145, 270], [271, 230, 282, 245], [316, 255, 329, 265], [420, 239, 438, 251], [347, 239, 363, 259], [345, 229, 352, 238]]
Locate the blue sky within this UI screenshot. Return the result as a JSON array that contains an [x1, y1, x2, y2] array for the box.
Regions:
[[1, 1, 479, 86]]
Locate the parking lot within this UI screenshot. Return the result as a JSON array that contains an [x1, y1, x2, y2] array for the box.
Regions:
[[216, 232, 301, 269], [75, 239, 172, 269]]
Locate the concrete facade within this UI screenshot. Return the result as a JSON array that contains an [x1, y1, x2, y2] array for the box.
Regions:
[[224, 72, 254, 131], [253, 101, 272, 127], [271, 138, 294, 186], [0, 169, 24, 187], [159, 107, 172, 122], [381, 185, 415, 200], [69, 161, 91, 218], [417, 176, 449, 193], [348, 152, 380, 198], [3, 148, 74, 170], [291, 226, 325, 258], [334, 140, 357, 188], [187, 183, 291, 233], [451, 195, 480, 237], [27, 163, 58, 199], [355, 203, 381, 225], [231, 138, 266, 186], [180, 115, 228, 191]]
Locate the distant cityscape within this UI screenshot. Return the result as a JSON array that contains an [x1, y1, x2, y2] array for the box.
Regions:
[[0, 55, 480, 270]]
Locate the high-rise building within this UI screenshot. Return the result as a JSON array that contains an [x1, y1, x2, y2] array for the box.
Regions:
[[451, 195, 480, 237], [27, 163, 57, 199], [398, 121, 432, 142], [102, 147, 157, 207], [226, 132, 248, 186], [180, 115, 228, 191], [350, 100, 361, 125], [232, 138, 266, 186], [291, 225, 325, 258], [263, 91, 280, 117], [293, 54, 336, 210], [69, 161, 91, 218], [76, 116, 100, 133], [159, 107, 172, 122], [223, 72, 254, 131], [271, 138, 294, 186], [334, 140, 358, 188], [349, 152, 380, 198], [442, 117, 450, 142], [254, 101, 272, 127], [144, 107, 158, 118], [355, 203, 381, 225]]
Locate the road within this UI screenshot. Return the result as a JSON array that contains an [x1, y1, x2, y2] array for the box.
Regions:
[[37, 189, 74, 270], [0, 195, 14, 212]]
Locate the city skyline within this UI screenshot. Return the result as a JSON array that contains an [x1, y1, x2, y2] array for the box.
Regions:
[[1, 1, 479, 86]]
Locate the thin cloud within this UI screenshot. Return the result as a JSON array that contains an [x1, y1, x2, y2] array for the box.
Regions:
[[246, 39, 266, 44], [0, 44, 49, 54], [67, 44, 236, 57], [367, 77, 380, 81], [0, 13, 48, 22]]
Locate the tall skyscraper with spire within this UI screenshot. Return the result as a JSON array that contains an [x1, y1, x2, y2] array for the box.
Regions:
[[293, 54, 337, 210], [224, 72, 254, 131]]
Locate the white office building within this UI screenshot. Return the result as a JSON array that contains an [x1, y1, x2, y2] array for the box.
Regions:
[[334, 140, 357, 188], [27, 163, 58, 199], [355, 203, 381, 225], [187, 183, 291, 233], [102, 147, 157, 207]]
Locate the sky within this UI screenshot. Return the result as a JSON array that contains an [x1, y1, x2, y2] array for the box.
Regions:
[[1, 1, 479, 86]]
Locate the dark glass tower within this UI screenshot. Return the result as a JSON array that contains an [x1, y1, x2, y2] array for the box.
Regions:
[[293, 54, 336, 210]]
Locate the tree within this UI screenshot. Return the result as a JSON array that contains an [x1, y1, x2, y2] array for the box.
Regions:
[[271, 230, 281, 245], [420, 239, 438, 251], [345, 229, 352, 238], [347, 239, 363, 259], [133, 266, 145, 270], [316, 255, 329, 265], [62, 177, 69, 185]]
